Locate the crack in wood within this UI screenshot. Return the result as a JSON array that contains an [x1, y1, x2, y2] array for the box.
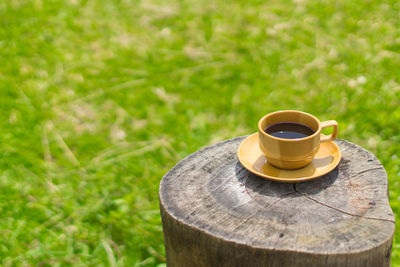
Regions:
[[266, 191, 297, 208], [231, 190, 298, 231], [243, 176, 252, 198], [353, 166, 383, 176], [293, 184, 394, 223]]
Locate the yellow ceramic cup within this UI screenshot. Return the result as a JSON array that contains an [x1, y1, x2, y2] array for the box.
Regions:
[[258, 110, 338, 169]]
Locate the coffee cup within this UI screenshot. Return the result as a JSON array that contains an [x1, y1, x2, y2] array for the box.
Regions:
[[258, 110, 338, 169]]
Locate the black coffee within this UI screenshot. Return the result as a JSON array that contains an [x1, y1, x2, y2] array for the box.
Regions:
[[265, 122, 314, 139]]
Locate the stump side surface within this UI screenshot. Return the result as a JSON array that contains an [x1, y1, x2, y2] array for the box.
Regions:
[[159, 137, 395, 254]]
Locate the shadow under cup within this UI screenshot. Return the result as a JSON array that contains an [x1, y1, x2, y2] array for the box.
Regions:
[[258, 110, 323, 170]]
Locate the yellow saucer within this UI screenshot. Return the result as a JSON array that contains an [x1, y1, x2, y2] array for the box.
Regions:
[[237, 133, 341, 183]]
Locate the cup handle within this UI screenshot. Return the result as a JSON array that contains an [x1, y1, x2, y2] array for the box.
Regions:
[[320, 120, 338, 143]]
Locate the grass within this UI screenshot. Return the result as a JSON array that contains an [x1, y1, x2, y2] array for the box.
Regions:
[[0, 0, 399, 265]]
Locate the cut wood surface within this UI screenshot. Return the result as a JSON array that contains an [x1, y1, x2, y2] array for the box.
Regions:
[[159, 137, 395, 267]]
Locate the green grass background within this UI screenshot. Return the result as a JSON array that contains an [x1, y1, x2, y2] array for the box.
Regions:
[[1, 0, 399, 266]]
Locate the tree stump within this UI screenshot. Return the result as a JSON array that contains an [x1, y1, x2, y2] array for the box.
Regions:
[[159, 137, 395, 267]]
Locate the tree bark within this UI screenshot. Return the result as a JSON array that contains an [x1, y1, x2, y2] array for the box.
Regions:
[[159, 137, 395, 267]]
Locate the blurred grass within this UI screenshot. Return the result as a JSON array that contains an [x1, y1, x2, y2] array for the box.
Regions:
[[0, 0, 399, 265]]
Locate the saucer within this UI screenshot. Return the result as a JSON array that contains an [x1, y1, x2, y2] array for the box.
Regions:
[[237, 133, 341, 183]]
